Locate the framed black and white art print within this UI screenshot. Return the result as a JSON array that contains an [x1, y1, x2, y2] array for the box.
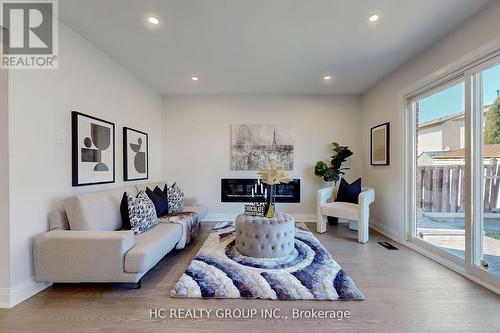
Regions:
[[123, 127, 148, 181], [370, 122, 390, 166], [72, 111, 115, 186]]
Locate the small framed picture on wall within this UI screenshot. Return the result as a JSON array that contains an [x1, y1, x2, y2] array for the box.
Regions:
[[72, 111, 115, 186], [370, 122, 390, 166], [123, 127, 149, 181]]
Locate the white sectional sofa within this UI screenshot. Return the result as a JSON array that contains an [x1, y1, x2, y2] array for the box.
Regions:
[[33, 182, 207, 287]]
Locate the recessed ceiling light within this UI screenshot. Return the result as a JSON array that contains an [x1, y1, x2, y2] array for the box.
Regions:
[[368, 13, 380, 22], [191, 76, 199, 81], [148, 17, 160, 25], [323, 75, 332, 81]]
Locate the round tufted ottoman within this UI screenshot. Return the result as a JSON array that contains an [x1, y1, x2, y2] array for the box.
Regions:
[[235, 213, 295, 258]]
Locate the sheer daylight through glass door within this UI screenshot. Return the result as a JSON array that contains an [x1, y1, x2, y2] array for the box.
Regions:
[[413, 81, 466, 260]]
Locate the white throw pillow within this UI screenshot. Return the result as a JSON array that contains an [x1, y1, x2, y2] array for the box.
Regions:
[[127, 191, 158, 234]]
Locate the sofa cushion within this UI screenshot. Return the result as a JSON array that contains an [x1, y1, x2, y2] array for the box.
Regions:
[[65, 186, 138, 231], [320, 202, 359, 221], [49, 209, 70, 230], [124, 223, 182, 273], [127, 191, 158, 234], [183, 205, 208, 221]]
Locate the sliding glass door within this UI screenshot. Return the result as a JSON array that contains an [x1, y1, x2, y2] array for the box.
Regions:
[[412, 80, 466, 262], [407, 53, 500, 288], [468, 58, 500, 278]]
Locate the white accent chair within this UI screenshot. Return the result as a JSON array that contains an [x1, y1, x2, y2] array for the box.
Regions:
[[317, 185, 375, 243]]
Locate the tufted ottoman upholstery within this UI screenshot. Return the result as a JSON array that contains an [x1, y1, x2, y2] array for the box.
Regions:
[[235, 213, 295, 258]]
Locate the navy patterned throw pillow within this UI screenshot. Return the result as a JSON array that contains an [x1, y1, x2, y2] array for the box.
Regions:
[[127, 191, 158, 234]]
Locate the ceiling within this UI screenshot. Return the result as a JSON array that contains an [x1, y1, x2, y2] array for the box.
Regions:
[[59, 0, 492, 95]]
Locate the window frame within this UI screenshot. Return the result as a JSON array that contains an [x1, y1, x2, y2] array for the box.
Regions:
[[403, 49, 500, 293], [406, 78, 466, 269], [464, 54, 500, 285]]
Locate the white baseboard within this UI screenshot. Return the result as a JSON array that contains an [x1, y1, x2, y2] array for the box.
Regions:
[[0, 278, 51, 309], [202, 213, 316, 223], [0, 287, 9, 308], [369, 219, 401, 242]]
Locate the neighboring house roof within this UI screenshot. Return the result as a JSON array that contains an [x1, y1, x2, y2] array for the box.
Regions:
[[418, 151, 449, 159], [432, 144, 500, 159], [418, 104, 491, 129], [418, 112, 464, 129]]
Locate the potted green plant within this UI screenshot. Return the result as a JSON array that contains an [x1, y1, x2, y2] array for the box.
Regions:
[[314, 142, 353, 184]]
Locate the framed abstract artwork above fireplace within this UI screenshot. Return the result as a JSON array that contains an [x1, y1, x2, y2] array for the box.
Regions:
[[221, 178, 300, 203], [231, 124, 294, 171]]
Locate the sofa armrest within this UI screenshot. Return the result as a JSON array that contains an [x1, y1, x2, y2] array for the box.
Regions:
[[33, 230, 135, 282]]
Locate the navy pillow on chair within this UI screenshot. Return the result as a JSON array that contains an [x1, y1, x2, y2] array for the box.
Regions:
[[146, 187, 169, 217], [335, 178, 362, 204]]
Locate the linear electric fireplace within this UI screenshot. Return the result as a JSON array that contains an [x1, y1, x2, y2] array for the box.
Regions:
[[221, 178, 300, 203]]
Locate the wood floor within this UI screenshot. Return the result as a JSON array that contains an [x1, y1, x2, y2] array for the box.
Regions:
[[1, 222, 499, 333]]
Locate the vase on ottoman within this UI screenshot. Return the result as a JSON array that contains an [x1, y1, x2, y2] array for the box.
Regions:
[[258, 162, 292, 218], [235, 213, 295, 258], [265, 183, 275, 218]]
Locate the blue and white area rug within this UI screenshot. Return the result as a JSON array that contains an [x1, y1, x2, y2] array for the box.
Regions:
[[171, 222, 364, 301]]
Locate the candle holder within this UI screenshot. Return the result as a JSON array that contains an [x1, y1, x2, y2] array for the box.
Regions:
[[246, 179, 267, 216]]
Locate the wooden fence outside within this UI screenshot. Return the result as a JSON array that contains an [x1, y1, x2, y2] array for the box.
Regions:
[[416, 164, 500, 213]]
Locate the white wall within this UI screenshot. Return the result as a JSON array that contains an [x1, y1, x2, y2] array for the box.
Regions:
[[442, 119, 464, 150], [163, 95, 362, 220], [360, 1, 500, 240], [417, 120, 464, 155], [5, 22, 162, 305], [417, 127, 443, 154], [0, 66, 10, 294]]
